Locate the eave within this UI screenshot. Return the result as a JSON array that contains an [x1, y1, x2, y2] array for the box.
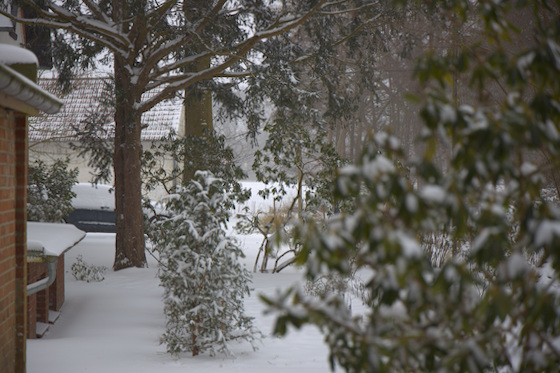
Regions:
[[0, 63, 63, 115]]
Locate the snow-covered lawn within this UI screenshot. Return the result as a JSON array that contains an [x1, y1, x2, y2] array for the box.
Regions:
[[27, 230, 333, 373]]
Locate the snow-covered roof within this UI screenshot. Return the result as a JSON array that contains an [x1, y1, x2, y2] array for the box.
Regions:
[[0, 44, 37, 65], [28, 77, 183, 142], [27, 222, 86, 258], [0, 14, 14, 30]]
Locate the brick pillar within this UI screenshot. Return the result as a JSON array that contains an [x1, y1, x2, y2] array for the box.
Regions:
[[35, 266, 49, 324], [26, 262, 43, 339], [36, 288, 50, 324], [49, 254, 65, 311], [26, 292, 36, 340]]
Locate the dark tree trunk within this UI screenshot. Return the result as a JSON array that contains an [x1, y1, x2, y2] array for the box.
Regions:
[[182, 55, 213, 184], [112, 57, 147, 270]]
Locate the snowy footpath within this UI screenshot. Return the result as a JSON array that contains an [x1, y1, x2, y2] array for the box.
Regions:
[[27, 231, 334, 373]]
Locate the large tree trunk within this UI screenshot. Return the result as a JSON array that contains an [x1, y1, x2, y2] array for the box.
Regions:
[[182, 55, 213, 184], [113, 58, 147, 270]]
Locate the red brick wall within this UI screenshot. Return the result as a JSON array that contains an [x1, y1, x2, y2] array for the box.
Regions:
[[0, 108, 18, 372], [15, 112, 28, 372], [26, 262, 47, 339], [26, 256, 66, 339], [0, 108, 28, 372], [15, 110, 29, 373], [49, 254, 65, 311]]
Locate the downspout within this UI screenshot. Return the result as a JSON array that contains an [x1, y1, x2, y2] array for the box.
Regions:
[[26, 234, 86, 296], [27, 256, 58, 296]]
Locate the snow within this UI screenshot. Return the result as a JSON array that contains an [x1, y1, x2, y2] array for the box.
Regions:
[[546, 120, 559, 141], [397, 233, 421, 258], [27, 222, 86, 257], [520, 162, 537, 177], [235, 181, 298, 215], [0, 14, 13, 28], [440, 104, 456, 123], [72, 183, 115, 210], [517, 51, 535, 72], [27, 183, 333, 372], [548, 39, 560, 71], [0, 44, 38, 65], [534, 219, 560, 248], [498, 253, 530, 281], [405, 193, 418, 213], [361, 156, 395, 182], [419, 184, 447, 204]]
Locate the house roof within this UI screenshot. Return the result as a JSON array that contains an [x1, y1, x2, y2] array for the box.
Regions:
[[28, 77, 183, 142]]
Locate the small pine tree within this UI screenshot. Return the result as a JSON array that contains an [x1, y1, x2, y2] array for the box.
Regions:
[[148, 171, 258, 356], [28, 158, 78, 222]]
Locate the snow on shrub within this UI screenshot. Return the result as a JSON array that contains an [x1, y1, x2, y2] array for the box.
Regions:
[[28, 158, 78, 223], [71, 255, 107, 282], [262, 2, 560, 372], [147, 171, 259, 356]]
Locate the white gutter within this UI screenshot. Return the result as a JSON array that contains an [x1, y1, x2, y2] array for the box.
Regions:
[[0, 63, 62, 114]]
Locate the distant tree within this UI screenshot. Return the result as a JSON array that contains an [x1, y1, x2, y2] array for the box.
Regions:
[[69, 78, 115, 185], [2, 0, 359, 270], [263, 1, 560, 372], [27, 158, 78, 222], [143, 130, 245, 194]]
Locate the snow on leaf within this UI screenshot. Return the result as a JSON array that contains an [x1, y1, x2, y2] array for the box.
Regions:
[[419, 184, 447, 204], [397, 233, 421, 258], [534, 220, 560, 248], [520, 162, 537, 177], [362, 156, 395, 182], [497, 253, 530, 281], [471, 227, 499, 253], [405, 193, 418, 213]]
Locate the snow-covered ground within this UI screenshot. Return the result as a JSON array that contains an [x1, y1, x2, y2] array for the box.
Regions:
[[27, 184, 334, 373]]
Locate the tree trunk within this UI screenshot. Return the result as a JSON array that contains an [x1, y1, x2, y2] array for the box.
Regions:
[[182, 55, 213, 184], [113, 58, 147, 270]]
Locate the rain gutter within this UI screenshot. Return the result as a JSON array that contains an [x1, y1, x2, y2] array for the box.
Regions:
[[0, 63, 62, 114], [26, 235, 86, 296]]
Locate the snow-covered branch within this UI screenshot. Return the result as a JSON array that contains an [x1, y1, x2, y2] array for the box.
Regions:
[[4, 0, 131, 55], [135, 0, 229, 96], [81, 0, 112, 25], [146, 0, 180, 30], [139, 0, 330, 113], [192, 0, 229, 35], [317, 1, 380, 16]]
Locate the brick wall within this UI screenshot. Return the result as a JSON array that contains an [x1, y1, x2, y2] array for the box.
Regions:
[[0, 108, 18, 372], [0, 107, 28, 372], [15, 111, 28, 372], [26, 257, 66, 339], [26, 262, 47, 339], [49, 254, 65, 311]]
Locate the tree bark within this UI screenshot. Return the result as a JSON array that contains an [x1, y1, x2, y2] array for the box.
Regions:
[[182, 55, 213, 184], [112, 56, 147, 270]]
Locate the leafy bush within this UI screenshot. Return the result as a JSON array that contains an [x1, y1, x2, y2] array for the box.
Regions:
[[263, 1, 560, 372], [143, 130, 248, 200], [28, 158, 78, 222], [147, 171, 259, 356], [71, 255, 107, 282]]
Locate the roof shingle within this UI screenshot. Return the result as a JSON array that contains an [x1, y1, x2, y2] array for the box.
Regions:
[[29, 78, 183, 142]]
